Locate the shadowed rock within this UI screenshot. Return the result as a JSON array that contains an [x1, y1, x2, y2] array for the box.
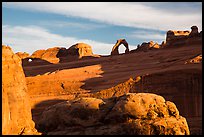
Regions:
[[37, 93, 190, 135]]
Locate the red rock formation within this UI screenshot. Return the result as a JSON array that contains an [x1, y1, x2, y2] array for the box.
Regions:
[[2, 45, 39, 135], [37, 93, 190, 135], [189, 26, 199, 37], [30, 47, 61, 64], [67, 43, 93, 58], [135, 41, 160, 52], [111, 39, 129, 55], [164, 26, 201, 47], [30, 49, 46, 59], [16, 52, 30, 59], [185, 54, 202, 64]]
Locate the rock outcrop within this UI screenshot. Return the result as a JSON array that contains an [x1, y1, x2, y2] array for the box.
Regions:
[[164, 26, 201, 47], [28, 43, 94, 64], [189, 26, 199, 37], [30, 47, 62, 64], [67, 43, 93, 58], [131, 26, 201, 53], [93, 76, 141, 99], [2, 45, 39, 135], [185, 54, 202, 64], [16, 52, 30, 59], [135, 41, 160, 52], [111, 39, 129, 55], [37, 93, 190, 135]]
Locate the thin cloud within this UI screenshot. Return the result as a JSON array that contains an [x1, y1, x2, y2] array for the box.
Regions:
[[2, 25, 136, 55], [3, 2, 202, 31], [38, 21, 108, 31], [128, 30, 166, 43]]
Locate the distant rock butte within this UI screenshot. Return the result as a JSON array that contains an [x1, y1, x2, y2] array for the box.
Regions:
[[2, 45, 39, 135], [164, 25, 201, 47], [37, 93, 190, 135], [130, 26, 201, 53]]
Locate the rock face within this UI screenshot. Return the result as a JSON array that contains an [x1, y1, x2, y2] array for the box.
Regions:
[[185, 54, 202, 64], [30, 47, 61, 64], [111, 39, 129, 55], [37, 93, 190, 135], [16, 52, 30, 59], [164, 26, 201, 47], [93, 77, 141, 99], [136, 41, 160, 52], [2, 45, 38, 135], [67, 43, 93, 58], [189, 26, 199, 37]]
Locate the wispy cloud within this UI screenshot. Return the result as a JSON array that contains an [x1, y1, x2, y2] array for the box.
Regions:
[[2, 25, 136, 55], [39, 21, 107, 31], [3, 2, 202, 31], [128, 30, 166, 43]]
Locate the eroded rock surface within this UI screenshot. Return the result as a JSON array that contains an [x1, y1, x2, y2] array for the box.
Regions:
[[16, 52, 30, 59], [136, 41, 160, 52], [37, 93, 190, 135], [30, 47, 62, 64], [67, 43, 93, 58], [164, 26, 201, 47], [185, 54, 202, 64], [2, 45, 39, 135]]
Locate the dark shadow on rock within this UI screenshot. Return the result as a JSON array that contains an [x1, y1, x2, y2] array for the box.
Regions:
[[22, 56, 101, 77], [31, 99, 67, 133], [22, 57, 53, 67]]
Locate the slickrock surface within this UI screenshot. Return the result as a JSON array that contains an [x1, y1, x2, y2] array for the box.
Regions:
[[2, 45, 39, 135], [37, 93, 190, 135]]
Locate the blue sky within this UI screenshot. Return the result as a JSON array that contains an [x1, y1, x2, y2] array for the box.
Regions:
[[2, 2, 202, 55]]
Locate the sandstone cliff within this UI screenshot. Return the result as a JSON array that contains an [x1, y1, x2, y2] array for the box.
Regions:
[[2, 45, 39, 135]]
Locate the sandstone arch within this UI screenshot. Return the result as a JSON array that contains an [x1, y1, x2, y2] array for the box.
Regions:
[[111, 39, 129, 55]]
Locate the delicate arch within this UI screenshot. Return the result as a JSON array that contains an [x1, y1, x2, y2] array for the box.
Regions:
[[111, 39, 129, 55]]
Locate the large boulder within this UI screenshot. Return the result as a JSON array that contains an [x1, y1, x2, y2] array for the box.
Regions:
[[67, 43, 93, 58], [2, 45, 39, 135], [37, 93, 190, 135], [30, 47, 62, 64]]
